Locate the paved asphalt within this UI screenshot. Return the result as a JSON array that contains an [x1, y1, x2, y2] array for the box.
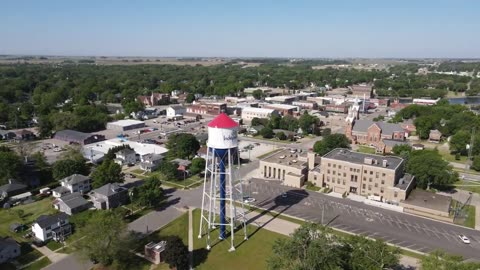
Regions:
[[247, 179, 480, 261]]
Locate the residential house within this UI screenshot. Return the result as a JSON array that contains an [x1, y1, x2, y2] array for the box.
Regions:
[[89, 183, 128, 210], [247, 125, 264, 135], [140, 153, 163, 172], [31, 213, 72, 242], [52, 174, 91, 198], [172, 159, 192, 172], [429, 129, 442, 143], [0, 180, 28, 200], [346, 119, 406, 154], [53, 192, 91, 215], [145, 241, 167, 264], [115, 148, 136, 166], [166, 105, 186, 119], [137, 93, 170, 107], [14, 129, 35, 140], [0, 237, 20, 263]]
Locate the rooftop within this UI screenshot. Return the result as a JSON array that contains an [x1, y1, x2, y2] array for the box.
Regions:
[[91, 183, 126, 197], [0, 237, 19, 251], [395, 173, 414, 190], [84, 138, 168, 156], [55, 192, 90, 209], [262, 104, 298, 110], [35, 212, 69, 229], [108, 119, 144, 127], [54, 129, 93, 141], [352, 120, 404, 135], [241, 107, 277, 114], [60, 174, 89, 185], [261, 149, 308, 169], [323, 148, 403, 170]]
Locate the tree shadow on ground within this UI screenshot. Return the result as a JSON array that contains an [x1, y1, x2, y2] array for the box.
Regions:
[[192, 247, 209, 268]]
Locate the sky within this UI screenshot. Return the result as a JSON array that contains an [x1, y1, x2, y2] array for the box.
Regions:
[[0, 0, 479, 58]]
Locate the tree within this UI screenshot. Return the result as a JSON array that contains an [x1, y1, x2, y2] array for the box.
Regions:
[[0, 147, 23, 185], [91, 159, 124, 188], [32, 151, 52, 183], [252, 89, 264, 100], [298, 112, 318, 134], [406, 150, 457, 189], [260, 127, 274, 139], [345, 235, 399, 270], [450, 130, 470, 155], [275, 131, 287, 140], [372, 115, 385, 122], [163, 236, 189, 270], [75, 211, 132, 267], [472, 155, 480, 171], [166, 133, 200, 159], [158, 161, 178, 180], [421, 249, 480, 270], [392, 144, 413, 161], [251, 117, 268, 127], [131, 176, 164, 207], [52, 159, 88, 180], [267, 222, 345, 270], [190, 157, 206, 175], [313, 134, 350, 156], [186, 93, 195, 103], [122, 100, 144, 115]]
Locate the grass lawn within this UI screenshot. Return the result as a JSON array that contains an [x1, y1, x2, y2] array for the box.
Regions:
[[0, 197, 56, 242], [304, 181, 321, 192], [454, 180, 480, 195], [131, 168, 145, 175], [463, 205, 476, 229], [257, 149, 282, 159], [145, 171, 202, 189], [145, 209, 287, 270], [357, 145, 376, 154], [23, 257, 51, 270], [16, 244, 43, 265], [438, 148, 468, 163], [46, 240, 64, 251]]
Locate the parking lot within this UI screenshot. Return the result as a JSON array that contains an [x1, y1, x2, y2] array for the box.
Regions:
[[247, 179, 480, 260], [237, 140, 279, 161]]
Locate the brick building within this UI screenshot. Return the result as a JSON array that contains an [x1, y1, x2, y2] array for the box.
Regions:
[[346, 119, 406, 154]]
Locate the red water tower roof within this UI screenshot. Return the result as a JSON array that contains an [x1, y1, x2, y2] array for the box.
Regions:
[[207, 113, 238, 128]]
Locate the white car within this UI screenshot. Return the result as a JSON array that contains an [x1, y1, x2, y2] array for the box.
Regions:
[[244, 197, 256, 204], [459, 234, 470, 244]]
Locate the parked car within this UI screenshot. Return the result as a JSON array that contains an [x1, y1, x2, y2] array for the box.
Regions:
[[244, 197, 256, 204]]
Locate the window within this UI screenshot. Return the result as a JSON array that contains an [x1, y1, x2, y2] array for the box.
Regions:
[[381, 180, 385, 185], [328, 163, 331, 167], [363, 177, 366, 181], [374, 183, 378, 188], [343, 173, 346, 177], [327, 170, 330, 174], [368, 185, 372, 190], [333, 164, 336, 168], [350, 168, 353, 172], [394, 191, 398, 198], [327, 176, 330, 182], [364, 170, 367, 174], [333, 170, 336, 175], [382, 173, 386, 177], [370, 171, 373, 175], [339, 165, 342, 169], [369, 178, 372, 182], [342, 180, 346, 185], [46, 232, 52, 238], [375, 172, 379, 178], [362, 184, 366, 189], [380, 188, 384, 193], [337, 179, 340, 184]]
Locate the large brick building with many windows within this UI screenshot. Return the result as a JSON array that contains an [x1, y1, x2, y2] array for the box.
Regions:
[[308, 149, 415, 203], [346, 119, 406, 153]]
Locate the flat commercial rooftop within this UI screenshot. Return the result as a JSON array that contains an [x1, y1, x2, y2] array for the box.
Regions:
[[323, 148, 403, 170], [84, 138, 168, 156], [262, 149, 307, 169], [107, 119, 144, 127], [403, 189, 452, 213]]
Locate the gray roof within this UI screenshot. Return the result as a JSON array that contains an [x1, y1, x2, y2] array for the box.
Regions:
[[323, 148, 404, 170], [169, 105, 185, 110], [0, 237, 19, 251], [60, 174, 89, 185], [0, 182, 27, 194], [54, 129, 91, 141], [382, 139, 408, 147], [172, 159, 192, 167], [352, 120, 404, 135], [91, 183, 127, 197], [55, 192, 89, 209], [53, 186, 69, 194], [35, 213, 69, 229]]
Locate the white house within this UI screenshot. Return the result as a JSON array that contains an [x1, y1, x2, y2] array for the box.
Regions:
[[31, 213, 72, 242], [115, 148, 136, 165], [52, 174, 91, 198], [166, 105, 186, 119], [140, 153, 163, 172]]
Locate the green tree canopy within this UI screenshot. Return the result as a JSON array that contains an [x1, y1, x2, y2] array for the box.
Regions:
[[275, 131, 287, 140], [345, 235, 399, 270], [260, 127, 274, 139], [157, 161, 178, 180], [163, 236, 189, 270], [131, 176, 164, 207], [189, 157, 206, 175], [421, 249, 480, 270], [91, 159, 124, 188], [313, 134, 350, 156], [75, 211, 133, 267], [406, 150, 457, 189], [52, 159, 88, 180], [0, 146, 23, 185], [252, 89, 264, 100], [166, 133, 200, 159]]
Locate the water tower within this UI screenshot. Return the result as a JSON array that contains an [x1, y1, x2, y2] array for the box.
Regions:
[[198, 113, 247, 252]]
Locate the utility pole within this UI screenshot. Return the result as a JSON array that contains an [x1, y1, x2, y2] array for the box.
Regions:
[[466, 127, 476, 170]]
